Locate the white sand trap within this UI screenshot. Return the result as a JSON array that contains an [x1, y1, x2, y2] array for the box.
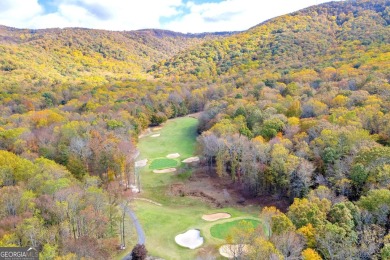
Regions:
[[151, 134, 160, 137], [135, 159, 148, 167], [202, 213, 231, 221], [167, 153, 180, 159], [175, 229, 204, 249], [153, 168, 176, 173], [219, 244, 250, 259], [182, 156, 200, 163]]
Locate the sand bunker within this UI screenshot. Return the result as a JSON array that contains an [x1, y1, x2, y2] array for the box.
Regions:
[[219, 244, 250, 259], [153, 168, 176, 173], [175, 229, 204, 249], [202, 213, 231, 221], [151, 134, 160, 137], [182, 156, 200, 163], [135, 159, 148, 167], [167, 153, 180, 159]]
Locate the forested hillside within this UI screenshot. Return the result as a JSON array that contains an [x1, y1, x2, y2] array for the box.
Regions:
[[0, 26, 229, 92], [152, 0, 389, 80], [0, 0, 389, 259], [155, 0, 390, 258], [0, 20, 235, 260]]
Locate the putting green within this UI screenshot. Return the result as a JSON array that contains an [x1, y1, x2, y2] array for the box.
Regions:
[[210, 219, 261, 239], [149, 158, 180, 170], [131, 117, 261, 259]]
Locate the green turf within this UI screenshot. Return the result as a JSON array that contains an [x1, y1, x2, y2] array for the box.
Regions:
[[149, 158, 179, 170], [138, 117, 198, 160], [210, 219, 261, 240], [137, 117, 199, 201], [134, 200, 260, 260], [130, 117, 262, 259]]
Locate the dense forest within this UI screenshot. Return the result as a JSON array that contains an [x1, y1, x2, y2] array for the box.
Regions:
[[0, 0, 390, 259]]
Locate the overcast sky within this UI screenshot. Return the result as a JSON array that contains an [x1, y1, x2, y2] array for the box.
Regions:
[[0, 0, 340, 33]]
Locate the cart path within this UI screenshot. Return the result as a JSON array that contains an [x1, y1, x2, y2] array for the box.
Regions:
[[122, 203, 145, 260]]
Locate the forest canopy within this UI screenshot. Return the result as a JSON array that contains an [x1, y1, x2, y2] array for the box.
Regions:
[[0, 0, 389, 258]]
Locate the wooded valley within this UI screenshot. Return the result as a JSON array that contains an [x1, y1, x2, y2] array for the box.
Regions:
[[0, 0, 389, 259]]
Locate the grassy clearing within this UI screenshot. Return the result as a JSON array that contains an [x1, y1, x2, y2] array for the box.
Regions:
[[137, 117, 198, 203], [132, 117, 262, 259], [149, 158, 179, 170], [210, 219, 261, 240], [138, 117, 198, 160], [134, 200, 260, 260]]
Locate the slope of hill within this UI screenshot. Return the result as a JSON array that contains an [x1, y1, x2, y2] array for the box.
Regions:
[[151, 0, 389, 80], [1, 0, 390, 259], [0, 26, 232, 93]]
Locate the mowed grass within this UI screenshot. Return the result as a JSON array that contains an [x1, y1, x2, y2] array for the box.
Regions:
[[137, 117, 199, 201], [134, 200, 260, 260], [132, 117, 262, 259], [210, 219, 261, 240], [138, 117, 198, 160], [149, 158, 179, 170]]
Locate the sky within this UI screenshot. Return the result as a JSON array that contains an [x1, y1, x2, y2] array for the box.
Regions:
[[0, 0, 340, 33]]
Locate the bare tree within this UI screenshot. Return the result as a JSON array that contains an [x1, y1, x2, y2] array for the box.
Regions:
[[290, 159, 314, 199], [271, 231, 304, 260], [197, 132, 220, 170]]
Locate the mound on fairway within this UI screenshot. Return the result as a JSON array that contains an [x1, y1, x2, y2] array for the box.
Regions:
[[175, 229, 204, 249], [210, 219, 261, 239], [153, 168, 176, 173], [149, 158, 179, 170], [219, 244, 250, 259], [202, 213, 231, 221]]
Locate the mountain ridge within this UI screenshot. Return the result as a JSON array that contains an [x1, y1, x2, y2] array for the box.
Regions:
[[0, 25, 232, 89], [0, 1, 390, 259], [151, 0, 389, 80], [0, 24, 237, 43]]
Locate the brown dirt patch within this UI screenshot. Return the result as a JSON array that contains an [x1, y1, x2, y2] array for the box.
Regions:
[[153, 168, 176, 173], [168, 182, 223, 208], [173, 166, 290, 211], [202, 213, 231, 221]]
